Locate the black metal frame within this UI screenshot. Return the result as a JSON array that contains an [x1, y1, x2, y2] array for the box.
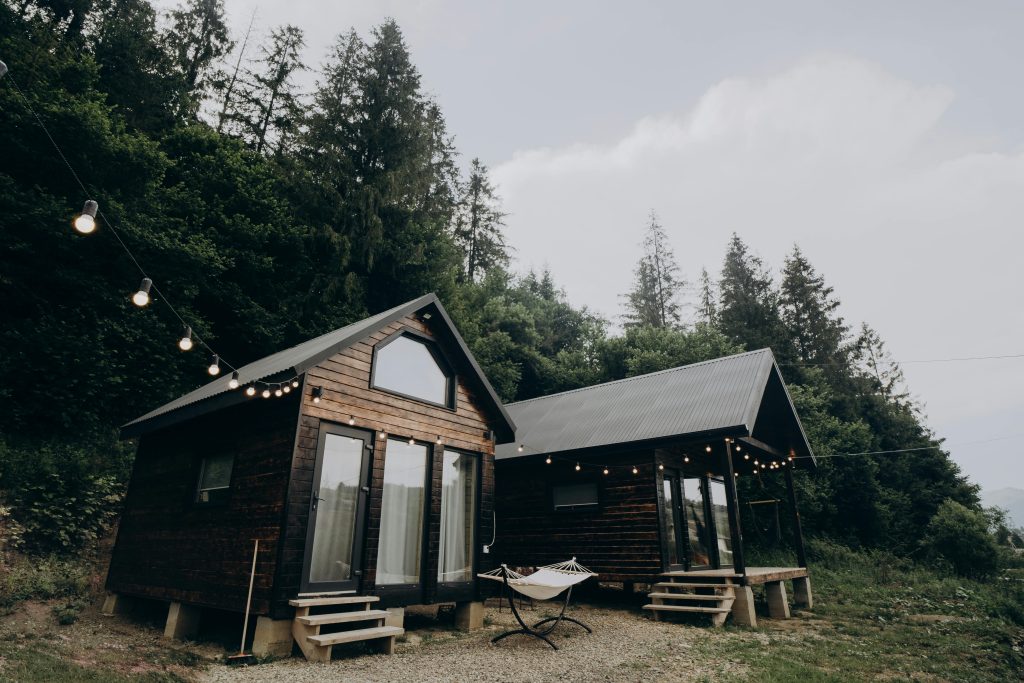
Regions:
[[490, 570, 592, 651]]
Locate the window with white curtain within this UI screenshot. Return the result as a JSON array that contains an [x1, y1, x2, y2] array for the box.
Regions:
[[437, 450, 478, 584], [376, 439, 428, 585]]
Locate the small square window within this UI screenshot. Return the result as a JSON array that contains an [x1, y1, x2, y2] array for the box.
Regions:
[[552, 483, 599, 511], [196, 453, 233, 504]]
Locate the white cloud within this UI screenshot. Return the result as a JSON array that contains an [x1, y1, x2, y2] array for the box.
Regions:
[[493, 54, 1024, 487]]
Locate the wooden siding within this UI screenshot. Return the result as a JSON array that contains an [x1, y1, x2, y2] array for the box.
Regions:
[[106, 397, 299, 616], [493, 451, 663, 583], [278, 314, 496, 610]]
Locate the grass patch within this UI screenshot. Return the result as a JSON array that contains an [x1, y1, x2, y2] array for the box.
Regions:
[[0, 641, 192, 683], [0, 554, 90, 611]]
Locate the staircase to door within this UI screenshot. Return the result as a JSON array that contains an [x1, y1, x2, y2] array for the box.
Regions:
[[290, 596, 404, 662], [642, 571, 738, 627]]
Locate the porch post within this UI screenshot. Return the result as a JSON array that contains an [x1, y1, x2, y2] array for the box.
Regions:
[[722, 439, 746, 576], [784, 467, 808, 568]]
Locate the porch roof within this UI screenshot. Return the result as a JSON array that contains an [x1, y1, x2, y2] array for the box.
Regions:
[[495, 349, 814, 467]]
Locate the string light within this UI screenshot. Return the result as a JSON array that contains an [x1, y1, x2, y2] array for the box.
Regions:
[[518, 444, 524, 453], [632, 466, 639, 475], [575, 462, 581, 471], [545, 456, 552, 464], [228, 371, 239, 389], [178, 326, 194, 351], [132, 278, 152, 307], [436, 435, 442, 444], [261, 388, 271, 398], [705, 445, 712, 453], [658, 464, 664, 471], [73, 200, 98, 234], [734, 444, 742, 452], [379, 431, 387, 439], [207, 354, 220, 376], [274, 387, 283, 397], [282, 384, 291, 393], [292, 380, 299, 389], [683, 455, 690, 463], [349, 416, 356, 426], [245, 385, 256, 397], [408, 437, 416, 445], [743, 453, 750, 460], [311, 386, 322, 404], [603, 467, 609, 475]]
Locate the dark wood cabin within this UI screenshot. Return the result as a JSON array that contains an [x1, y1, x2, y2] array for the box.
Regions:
[[492, 349, 817, 627], [105, 294, 514, 660]]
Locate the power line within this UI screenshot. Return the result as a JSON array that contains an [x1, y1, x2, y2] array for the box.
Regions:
[[779, 353, 1024, 368]]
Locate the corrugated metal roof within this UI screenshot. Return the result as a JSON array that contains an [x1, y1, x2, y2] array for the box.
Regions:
[[121, 294, 516, 440], [495, 349, 782, 460]]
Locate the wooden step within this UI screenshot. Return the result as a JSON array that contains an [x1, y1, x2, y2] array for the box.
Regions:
[[307, 625, 404, 647], [661, 571, 741, 578], [648, 592, 730, 601], [289, 595, 380, 608], [643, 604, 732, 614], [296, 609, 390, 627], [653, 582, 735, 591]]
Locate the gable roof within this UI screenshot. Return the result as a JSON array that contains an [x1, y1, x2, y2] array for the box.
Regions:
[[494, 348, 814, 465], [121, 294, 516, 441]]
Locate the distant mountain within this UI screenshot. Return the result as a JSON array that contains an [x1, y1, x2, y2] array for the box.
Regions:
[[982, 487, 1024, 528]]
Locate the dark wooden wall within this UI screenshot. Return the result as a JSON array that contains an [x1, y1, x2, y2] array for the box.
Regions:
[[493, 450, 663, 583], [106, 397, 299, 616], [279, 314, 497, 609]]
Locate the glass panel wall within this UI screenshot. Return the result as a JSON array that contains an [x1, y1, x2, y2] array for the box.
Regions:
[[707, 479, 734, 567], [376, 439, 428, 585], [309, 435, 362, 583], [437, 450, 478, 583], [683, 477, 711, 567]]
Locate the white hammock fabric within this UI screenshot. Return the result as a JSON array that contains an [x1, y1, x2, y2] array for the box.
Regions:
[[478, 558, 597, 601]]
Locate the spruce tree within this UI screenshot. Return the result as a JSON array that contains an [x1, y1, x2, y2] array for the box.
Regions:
[[166, 0, 232, 118], [697, 267, 717, 325], [454, 158, 509, 283], [780, 245, 848, 366], [717, 233, 791, 359], [623, 211, 685, 329]]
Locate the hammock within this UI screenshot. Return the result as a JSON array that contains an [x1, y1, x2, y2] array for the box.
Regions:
[[478, 558, 596, 649]]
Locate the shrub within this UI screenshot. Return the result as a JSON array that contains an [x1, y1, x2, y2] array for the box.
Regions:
[[0, 555, 91, 609], [922, 499, 1001, 578]]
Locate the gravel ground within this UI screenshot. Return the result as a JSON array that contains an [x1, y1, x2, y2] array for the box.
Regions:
[[199, 603, 761, 683]]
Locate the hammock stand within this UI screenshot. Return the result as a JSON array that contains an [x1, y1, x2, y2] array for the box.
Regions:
[[478, 558, 596, 650]]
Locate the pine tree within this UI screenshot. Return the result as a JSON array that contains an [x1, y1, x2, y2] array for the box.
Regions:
[[454, 158, 509, 283], [698, 267, 717, 325], [717, 233, 791, 358], [623, 211, 685, 329], [214, 9, 256, 134], [780, 245, 848, 365], [166, 0, 232, 118], [853, 323, 911, 408], [229, 24, 305, 155]]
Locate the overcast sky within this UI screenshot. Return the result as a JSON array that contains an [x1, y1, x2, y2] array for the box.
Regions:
[[166, 1, 1024, 493]]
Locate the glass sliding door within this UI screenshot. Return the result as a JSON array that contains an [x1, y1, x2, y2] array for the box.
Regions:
[[661, 473, 686, 569], [302, 425, 370, 594], [682, 477, 711, 568], [437, 450, 478, 584], [707, 479, 734, 567], [376, 439, 429, 586]]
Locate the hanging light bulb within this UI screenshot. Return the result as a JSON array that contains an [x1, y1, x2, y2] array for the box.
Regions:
[[545, 456, 552, 465], [261, 388, 271, 398], [658, 463, 664, 471], [603, 467, 609, 475], [274, 386, 283, 397], [228, 371, 239, 389], [245, 385, 256, 397], [349, 416, 356, 426], [292, 379, 300, 389], [408, 437, 415, 445], [436, 435, 442, 444], [684, 455, 690, 463], [282, 384, 291, 393], [744, 453, 750, 460], [517, 444, 524, 453], [632, 466, 639, 475], [311, 386, 322, 404], [207, 354, 220, 376], [132, 278, 152, 307], [73, 200, 98, 234], [735, 444, 742, 452], [575, 462, 581, 472], [705, 445, 712, 453], [379, 431, 387, 439], [754, 459, 760, 466], [178, 326, 193, 351]]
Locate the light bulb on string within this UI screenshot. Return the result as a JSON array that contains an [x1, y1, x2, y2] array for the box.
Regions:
[[575, 463, 581, 472], [436, 435, 442, 444], [282, 385, 291, 394], [274, 386, 283, 397], [207, 354, 220, 376], [228, 371, 239, 389], [603, 467, 609, 475], [705, 445, 712, 453], [408, 437, 415, 445], [683, 455, 690, 463], [517, 444, 524, 453], [311, 387, 323, 404], [658, 463, 664, 471], [245, 385, 256, 397], [262, 388, 271, 399], [132, 278, 152, 307], [545, 456, 552, 465], [348, 416, 356, 426], [73, 200, 98, 234], [291, 380, 299, 389], [743, 453, 750, 460], [178, 326, 193, 351], [632, 466, 639, 475]]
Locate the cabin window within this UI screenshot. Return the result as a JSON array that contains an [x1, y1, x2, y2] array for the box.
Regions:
[[438, 450, 478, 584], [376, 439, 429, 585], [195, 453, 233, 504], [552, 482, 599, 511], [371, 332, 453, 408], [707, 478, 734, 566]]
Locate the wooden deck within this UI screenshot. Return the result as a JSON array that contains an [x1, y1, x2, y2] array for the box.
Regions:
[[663, 566, 809, 585]]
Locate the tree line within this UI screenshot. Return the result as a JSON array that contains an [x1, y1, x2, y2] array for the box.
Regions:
[[0, 1, 1012, 572]]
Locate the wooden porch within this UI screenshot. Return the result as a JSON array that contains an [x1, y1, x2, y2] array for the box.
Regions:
[[644, 566, 812, 627]]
